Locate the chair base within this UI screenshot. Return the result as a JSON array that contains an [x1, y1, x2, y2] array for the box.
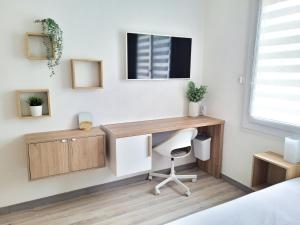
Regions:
[[149, 160, 197, 196]]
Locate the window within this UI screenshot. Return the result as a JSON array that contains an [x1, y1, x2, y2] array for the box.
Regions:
[[245, 0, 300, 135]]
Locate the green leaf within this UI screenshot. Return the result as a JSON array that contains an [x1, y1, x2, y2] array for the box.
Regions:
[[186, 81, 207, 102]]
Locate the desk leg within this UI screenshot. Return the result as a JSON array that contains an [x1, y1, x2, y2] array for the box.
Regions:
[[197, 124, 224, 178]]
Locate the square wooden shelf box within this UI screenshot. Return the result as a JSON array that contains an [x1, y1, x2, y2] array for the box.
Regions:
[[16, 89, 51, 118], [251, 151, 300, 191], [25, 32, 55, 60], [71, 59, 103, 89]]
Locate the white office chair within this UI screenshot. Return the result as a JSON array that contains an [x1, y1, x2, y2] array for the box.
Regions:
[[149, 128, 198, 196]]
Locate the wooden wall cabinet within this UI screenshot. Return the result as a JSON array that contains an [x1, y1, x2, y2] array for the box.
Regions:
[[26, 128, 106, 180], [70, 136, 105, 172], [29, 140, 70, 179]]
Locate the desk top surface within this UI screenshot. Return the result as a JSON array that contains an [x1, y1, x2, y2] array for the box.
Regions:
[[103, 116, 224, 138]]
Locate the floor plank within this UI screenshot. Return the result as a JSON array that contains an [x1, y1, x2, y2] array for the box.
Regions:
[[0, 168, 246, 225]]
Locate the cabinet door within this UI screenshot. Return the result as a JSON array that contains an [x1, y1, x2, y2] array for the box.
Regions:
[[28, 140, 69, 179], [115, 134, 152, 176], [69, 136, 105, 172]]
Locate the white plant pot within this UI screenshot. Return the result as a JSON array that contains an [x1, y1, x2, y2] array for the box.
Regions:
[[188, 102, 201, 117], [30, 105, 43, 117]]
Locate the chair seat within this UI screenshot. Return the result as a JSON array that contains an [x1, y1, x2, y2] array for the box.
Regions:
[[171, 146, 191, 158]]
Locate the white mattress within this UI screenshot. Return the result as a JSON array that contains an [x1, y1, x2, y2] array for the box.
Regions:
[[167, 178, 300, 225]]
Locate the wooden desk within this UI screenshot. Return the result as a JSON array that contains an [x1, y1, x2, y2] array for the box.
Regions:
[[103, 116, 224, 178]]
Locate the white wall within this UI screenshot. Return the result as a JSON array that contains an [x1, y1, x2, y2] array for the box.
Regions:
[[202, 0, 284, 186], [0, 0, 205, 207]]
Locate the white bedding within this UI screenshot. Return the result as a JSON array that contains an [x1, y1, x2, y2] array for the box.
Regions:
[[167, 178, 300, 225]]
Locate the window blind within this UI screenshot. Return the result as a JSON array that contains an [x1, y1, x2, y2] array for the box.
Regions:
[[136, 34, 151, 79], [136, 34, 171, 79], [250, 0, 300, 127], [151, 36, 171, 79]]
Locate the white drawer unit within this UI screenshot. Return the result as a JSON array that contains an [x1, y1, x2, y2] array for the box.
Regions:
[[109, 134, 152, 177]]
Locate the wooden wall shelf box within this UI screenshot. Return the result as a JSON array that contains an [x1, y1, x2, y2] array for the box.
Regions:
[[71, 59, 103, 89], [25, 32, 54, 60], [251, 151, 300, 191], [25, 128, 106, 180], [16, 89, 51, 118]]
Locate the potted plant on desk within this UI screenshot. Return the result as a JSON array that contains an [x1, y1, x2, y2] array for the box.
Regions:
[[186, 81, 207, 117], [27, 96, 44, 117]]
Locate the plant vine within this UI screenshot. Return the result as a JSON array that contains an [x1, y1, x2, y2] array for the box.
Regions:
[[35, 18, 63, 77]]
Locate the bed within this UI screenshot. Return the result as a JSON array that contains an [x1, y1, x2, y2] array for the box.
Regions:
[[167, 178, 300, 225]]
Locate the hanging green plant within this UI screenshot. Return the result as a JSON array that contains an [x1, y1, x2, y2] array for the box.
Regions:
[[35, 18, 63, 77]]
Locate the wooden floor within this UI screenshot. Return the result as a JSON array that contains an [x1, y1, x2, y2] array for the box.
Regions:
[[0, 168, 246, 225]]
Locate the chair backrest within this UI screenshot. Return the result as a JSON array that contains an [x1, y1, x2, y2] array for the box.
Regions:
[[153, 128, 198, 158]]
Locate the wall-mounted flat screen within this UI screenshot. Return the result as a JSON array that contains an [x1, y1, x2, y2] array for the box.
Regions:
[[127, 32, 192, 80]]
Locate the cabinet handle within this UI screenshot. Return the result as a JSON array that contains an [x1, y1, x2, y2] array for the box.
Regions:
[[61, 139, 67, 143], [147, 135, 152, 157], [71, 138, 77, 142]]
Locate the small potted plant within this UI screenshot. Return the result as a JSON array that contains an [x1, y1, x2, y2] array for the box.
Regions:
[[186, 81, 207, 117], [27, 96, 44, 117]]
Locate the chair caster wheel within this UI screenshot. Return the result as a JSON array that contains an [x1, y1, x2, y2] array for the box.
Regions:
[[192, 178, 197, 183], [154, 189, 160, 195], [148, 175, 152, 181], [185, 190, 191, 197]]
